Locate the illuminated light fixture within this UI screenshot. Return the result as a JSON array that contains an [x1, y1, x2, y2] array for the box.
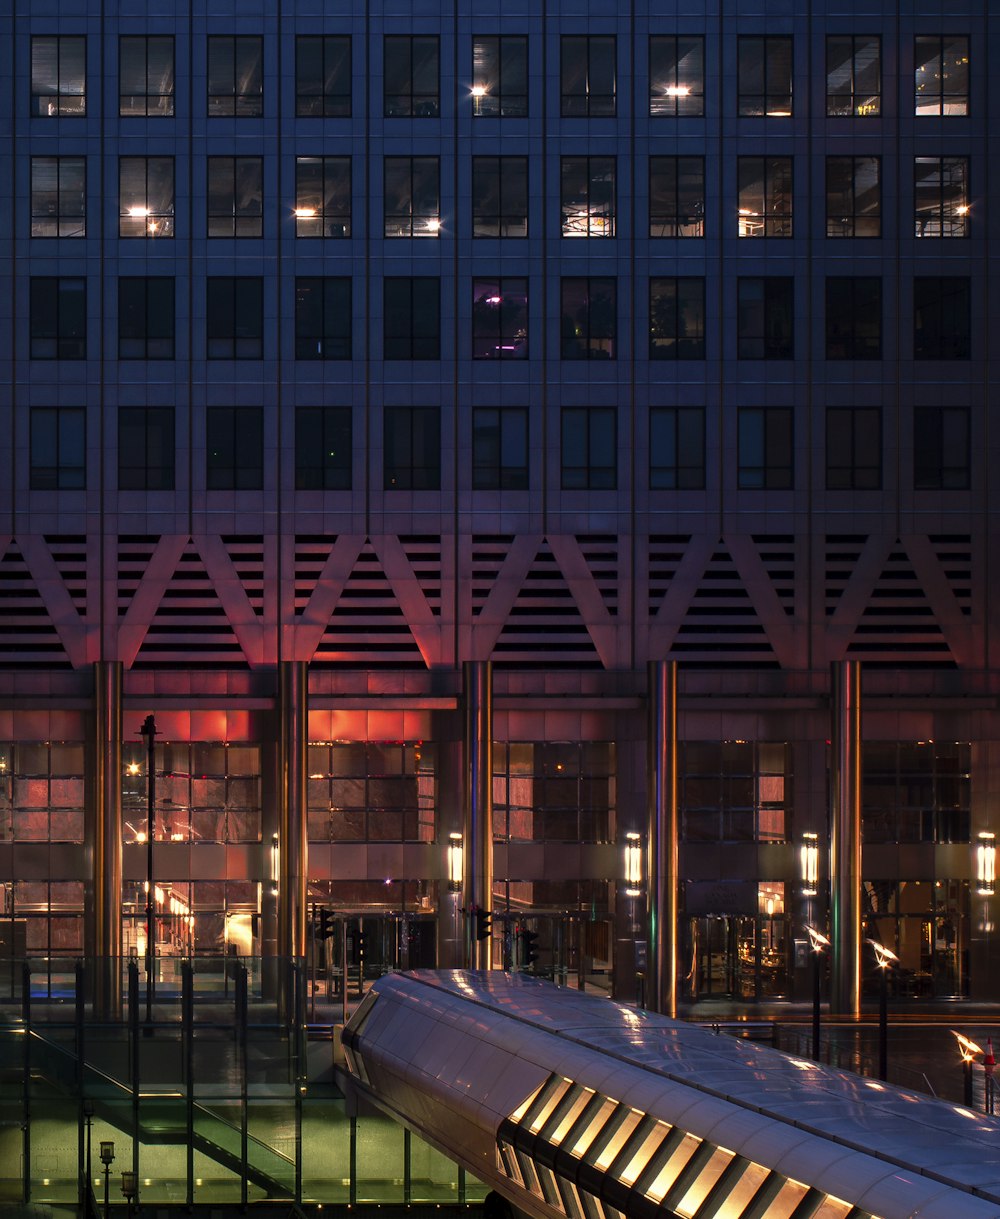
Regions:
[[270, 832, 279, 897], [800, 832, 820, 896], [293, 207, 317, 217], [127, 761, 141, 777], [977, 832, 996, 896], [471, 85, 487, 98], [867, 938, 898, 971], [425, 218, 441, 233], [624, 832, 642, 896], [447, 832, 463, 893], [805, 925, 830, 954], [956, 204, 970, 215], [485, 295, 502, 305], [665, 85, 690, 96], [953, 1029, 983, 1063], [127, 206, 151, 217]]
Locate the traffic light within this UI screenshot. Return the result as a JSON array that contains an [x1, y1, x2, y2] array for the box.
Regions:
[[519, 927, 540, 968], [474, 906, 492, 941], [317, 907, 335, 941]]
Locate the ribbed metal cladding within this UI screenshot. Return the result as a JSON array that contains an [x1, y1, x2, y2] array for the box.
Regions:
[[830, 660, 862, 1016], [93, 660, 123, 1016], [463, 660, 493, 969], [278, 660, 309, 963], [648, 660, 679, 1017]]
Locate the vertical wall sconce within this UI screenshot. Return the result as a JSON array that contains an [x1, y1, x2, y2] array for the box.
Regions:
[[800, 832, 819, 897], [448, 832, 463, 892], [978, 832, 996, 896], [270, 832, 280, 897], [624, 832, 642, 896]]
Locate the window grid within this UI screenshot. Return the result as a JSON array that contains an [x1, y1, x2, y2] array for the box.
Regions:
[[119, 36, 174, 116], [914, 35, 969, 116], [119, 277, 175, 359], [737, 36, 792, 116], [118, 407, 175, 491], [472, 408, 529, 490], [295, 35, 351, 117], [472, 36, 528, 116], [826, 35, 880, 116], [30, 408, 86, 491], [562, 408, 617, 491], [30, 157, 86, 238], [31, 36, 86, 117], [649, 157, 704, 238], [384, 156, 440, 238], [826, 408, 881, 490], [207, 156, 263, 238], [826, 156, 881, 237], [737, 156, 792, 237], [295, 156, 351, 238], [561, 157, 616, 238], [650, 408, 705, 490], [207, 36, 263, 116], [561, 36, 616, 117], [296, 408, 352, 491], [738, 408, 793, 489], [649, 36, 704, 116], [472, 278, 527, 360], [206, 407, 264, 490], [384, 36, 440, 117], [472, 156, 528, 238], [914, 157, 969, 237], [649, 278, 705, 360], [119, 157, 175, 238]]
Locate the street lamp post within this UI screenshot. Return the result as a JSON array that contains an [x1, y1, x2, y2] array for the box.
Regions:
[[139, 716, 157, 1027], [868, 939, 898, 1081], [805, 926, 830, 1062], [99, 1140, 115, 1219], [953, 1030, 983, 1108], [82, 1099, 94, 1197], [121, 1169, 137, 1219]]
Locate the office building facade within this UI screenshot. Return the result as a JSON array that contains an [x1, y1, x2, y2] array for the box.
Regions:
[[1, 0, 997, 1005]]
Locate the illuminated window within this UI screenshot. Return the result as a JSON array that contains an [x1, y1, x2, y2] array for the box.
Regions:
[[914, 35, 969, 115], [649, 36, 703, 116], [120, 36, 174, 116], [914, 156, 969, 237], [737, 36, 792, 116], [826, 35, 880, 115], [472, 277, 527, 359], [472, 36, 527, 116], [31, 36, 85, 116], [737, 156, 792, 237], [561, 157, 615, 237], [294, 156, 351, 237], [119, 157, 174, 237], [649, 156, 704, 237]]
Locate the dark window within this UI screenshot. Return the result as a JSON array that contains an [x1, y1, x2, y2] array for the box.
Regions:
[[649, 278, 705, 360], [294, 156, 351, 237], [914, 277, 970, 359], [914, 407, 970, 489], [650, 408, 705, 489], [561, 156, 615, 238], [384, 278, 440, 360], [30, 408, 85, 490], [30, 277, 86, 359], [561, 36, 616, 117], [649, 35, 704, 116], [737, 278, 793, 359], [206, 408, 263, 490], [915, 36, 969, 115], [120, 36, 174, 116], [384, 36, 439, 117], [472, 156, 527, 237], [295, 35, 351, 117], [472, 36, 527, 116], [649, 156, 704, 237], [118, 408, 175, 490], [472, 278, 527, 359], [826, 156, 881, 237], [384, 407, 440, 490], [206, 278, 263, 359], [295, 408, 352, 490], [384, 157, 440, 237], [737, 156, 792, 236], [294, 278, 351, 359], [31, 36, 86, 116], [738, 408, 793, 489], [207, 156, 263, 237], [119, 157, 174, 237], [30, 156, 85, 237], [207, 36, 263, 116], [915, 157, 969, 237], [737, 36, 792, 116], [826, 277, 881, 360], [561, 408, 616, 490], [119, 278, 175, 359], [560, 278, 616, 360], [472, 408, 529, 489], [826, 35, 880, 116], [826, 408, 881, 490], [862, 742, 970, 845]]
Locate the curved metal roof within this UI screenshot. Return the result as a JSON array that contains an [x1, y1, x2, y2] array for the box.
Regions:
[[342, 970, 1000, 1219]]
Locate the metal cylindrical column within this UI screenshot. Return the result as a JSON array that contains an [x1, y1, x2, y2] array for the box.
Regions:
[[830, 660, 862, 1016], [93, 661, 123, 1017], [648, 660, 679, 1017], [463, 661, 493, 970], [278, 662, 309, 977]]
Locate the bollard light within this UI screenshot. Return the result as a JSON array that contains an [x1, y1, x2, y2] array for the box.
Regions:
[[805, 925, 830, 1062]]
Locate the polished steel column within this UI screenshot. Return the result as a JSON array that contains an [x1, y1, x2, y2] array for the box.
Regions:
[[463, 661, 493, 970], [647, 660, 679, 1017], [830, 660, 862, 1016], [93, 661, 123, 1016], [278, 662, 309, 977]]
